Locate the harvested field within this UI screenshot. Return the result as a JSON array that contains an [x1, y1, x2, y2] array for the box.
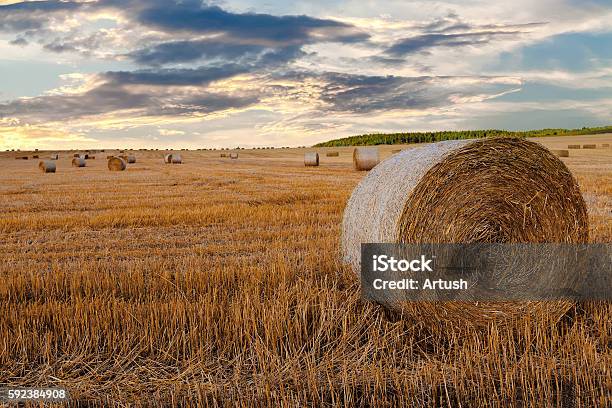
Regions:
[[0, 135, 610, 406]]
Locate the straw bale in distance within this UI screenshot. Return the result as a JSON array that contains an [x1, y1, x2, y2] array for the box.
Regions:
[[108, 157, 126, 171], [326, 152, 339, 157], [32, 155, 39, 159], [551, 149, 569, 157], [304, 152, 319, 167], [73, 153, 80, 157], [38, 160, 56, 173], [171, 154, 183, 164], [567, 144, 580, 149], [72, 157, 86, 167], [601, 143, 610, 148], [582, 144, 596, 149], [353, 147, 379, 170], [220, 153, 227, 158], [164, 154, 172, 164], [342, 138, 588, 326], [230, 153, 238, 159]]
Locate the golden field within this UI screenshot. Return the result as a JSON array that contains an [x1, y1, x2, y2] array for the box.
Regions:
[[0, 134, 611, 406]]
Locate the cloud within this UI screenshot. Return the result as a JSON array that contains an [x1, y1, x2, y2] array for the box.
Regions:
[[135, 3, 369, 45], [0, 0, 82, 32], [385, 15, 545, 57]]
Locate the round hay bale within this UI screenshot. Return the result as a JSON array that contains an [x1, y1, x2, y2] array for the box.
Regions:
[[87, 155, 95, 160], [164, 154, 173, 164], [353, 147, 379, 171], [73, 153, 81, 158], [342, 138, 588, 326], [230, 152, 238, 159], [582, 144, 596, 149], [32, 155, 39, 159], [39, 160, 56, 173], [171, 154, 183, 164], [108, 157, 127, 171], [601, 143, 610, 148], [304, 152, 319, 167], [551, 149, 569, 157], [326, 151, 339, 157], [126, 155, 136, 164], [567, 144, 580, 149], [220, 153, 227, 158], [72, 157, 86, 167]]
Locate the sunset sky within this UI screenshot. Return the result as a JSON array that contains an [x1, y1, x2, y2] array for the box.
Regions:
[[1, 0, 611, 149]]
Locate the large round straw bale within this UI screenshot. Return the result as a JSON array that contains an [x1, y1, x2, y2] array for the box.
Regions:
[[326, 151, 339, 157], [304, 152, 319, 166], [341, 138, 588, 326], [567, 144, 580, 149], [230, 152, 238, 159], [582, 144, 596, 149], [39, 160, 56, 173], [551, 149, 569, 157], [72, 157, 86, 167], [171, 154, 183, 164], [353, 147, 379, 170], [108, 157, 126, 171], [126, 155, 136, 164], [164, 154, 173, 164]]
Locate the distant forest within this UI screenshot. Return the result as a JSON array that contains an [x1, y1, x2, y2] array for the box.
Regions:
[[314, 126, 612, 147]]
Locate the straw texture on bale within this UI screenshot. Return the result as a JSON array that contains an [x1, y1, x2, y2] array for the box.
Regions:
[[72, 157, 86, 167], [108, 157, 127, 171], [304, 152, 319, 167], [326, 152, 339, 157], [171, 154, 183, 164], [582, 144, 596, 149], [126, 155, 136, 164], [342, 138, 588, 326], [353, 147, 379, 171], [602, 143, 610, 148], [551, 149, 569, 157], [567, 144, 580, 149], [38, 160, 56, 173], [230, 153, 239, 159], [164, 154, 173, 164]]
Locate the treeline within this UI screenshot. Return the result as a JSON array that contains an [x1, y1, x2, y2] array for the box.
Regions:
[[314, 126, 612, 147]]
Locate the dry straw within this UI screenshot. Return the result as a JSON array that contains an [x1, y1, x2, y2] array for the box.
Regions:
[[582, 144, 596, 149], [601, 143, 610, 148], [353, 147, 379, 170], [171, 154, 183, 164], [551, 149, 569, 157], [72, 157, 86, 167], [304, 152, 319, 167], [230, 152, 239, 159], [567, 144, 580, 149], [164, 154, 173, 164], [326, 152, 339, 157], [220, 153, 227, 158], [342, 138, 588, 326], [107, 157, 126, 171], [38, 160, 56, 173]]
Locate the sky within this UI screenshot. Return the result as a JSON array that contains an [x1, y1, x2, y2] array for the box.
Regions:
[[0, 0, 611, 149]]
